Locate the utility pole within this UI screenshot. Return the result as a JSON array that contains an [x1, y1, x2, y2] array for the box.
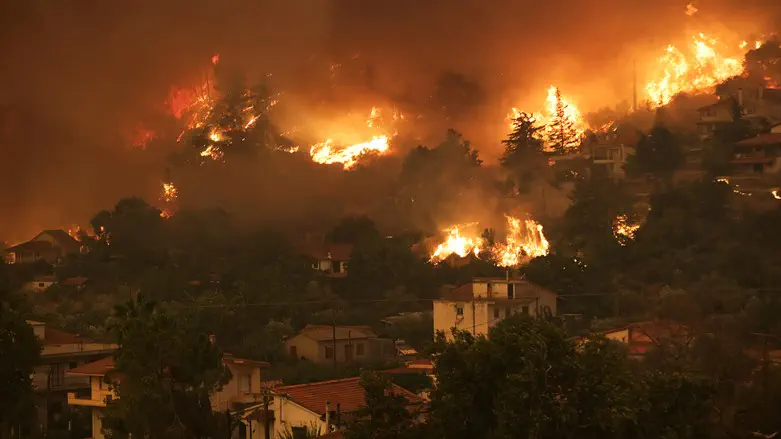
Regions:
[[263, 391, 272, 439], [332, 307, 338, 368]]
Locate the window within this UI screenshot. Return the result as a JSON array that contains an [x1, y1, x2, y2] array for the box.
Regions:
[[38, 283, 45, 288], [456, 307, 464, 317], [291, 426, 308, 439], [486, 283, 493, 296], [356, 343, 365, 356], [239, 373, 251, 393], [507, 283, 515, 299], [289, 345, 297, 358], [522, 305, 529, 315], [69, 362, 77, 369], [325, 345, 334, 359], [493, 307, 500, 319]]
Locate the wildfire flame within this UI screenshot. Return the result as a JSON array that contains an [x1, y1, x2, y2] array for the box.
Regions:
[[508, 86, 587, 151], [492, 216, 550, 267], [428, 216, 549, 267], [161, 182, 178, 203], [309, 135, 390, 169], [429, 223, 484, 263], [613, 214, 640, 246], [645, 33, 747, 107]]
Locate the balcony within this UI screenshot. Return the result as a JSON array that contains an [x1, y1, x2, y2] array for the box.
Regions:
[[67, 392, 110, 408], [33, 372, 90, 391]]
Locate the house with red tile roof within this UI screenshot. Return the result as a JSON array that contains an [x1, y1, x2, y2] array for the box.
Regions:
[[574, 320, 694, 358], [5, 229, 82, 264], [26, 320, 117, 437], [300, 243, 353, 277], [285, 325, 395, 364], [433, 277, 558, 341], [67, 353, 269, 439], [270, 377, 423, 439]]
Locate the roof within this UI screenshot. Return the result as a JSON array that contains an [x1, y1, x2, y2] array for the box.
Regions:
[[319, 431, 345, 439], [6, 240, 55, 253], [68, 356, 115, 376], [67, 353, 265, 377], [61, 276, 89, 286], [296, 325, 378, 342], [223, 353, 270, 369], [39, 230, 80, 249], [735, 133, 781, 147], [730, 157, 775, 165], [43, 327, 91, 345], [31, 275, 56, 283], [274, 377, 423, 415], [442, 283, 474, 301], [301, 243, 353, 261]]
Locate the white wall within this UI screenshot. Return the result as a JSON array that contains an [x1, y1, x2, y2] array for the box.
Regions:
[[272, 395, 327, 439]]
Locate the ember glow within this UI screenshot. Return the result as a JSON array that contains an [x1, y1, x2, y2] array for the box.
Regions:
[[613, 214, 640, 246], [645, 33, 747, 106], [492, 215, 550, 267], [161, 182, 178, 203], [309, 135, 390, 169], [429, 223, 484, 263]]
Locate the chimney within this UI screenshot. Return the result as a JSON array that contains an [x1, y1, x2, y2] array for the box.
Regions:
[[738, 88, 744, 107]]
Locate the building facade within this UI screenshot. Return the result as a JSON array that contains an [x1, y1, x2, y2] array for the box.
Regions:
[[284, 325, 395, 364], [433, 277, 558, 340]]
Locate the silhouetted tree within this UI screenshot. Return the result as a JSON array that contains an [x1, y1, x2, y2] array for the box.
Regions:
[[625, 120, 683, 184], [501, 112, 546, 193], [547, 88, 581, 154]]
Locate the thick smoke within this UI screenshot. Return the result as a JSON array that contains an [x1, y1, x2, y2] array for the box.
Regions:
[[0, 0, 778, 241]]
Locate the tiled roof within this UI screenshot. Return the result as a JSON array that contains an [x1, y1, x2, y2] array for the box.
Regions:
[[275, 377, 423, 415], [736, 133, 781, 147], [301, 243, 353, 261], [68, 353, 265, 376], [298, 325, 377, 342], [6, 240, 54, 253], [318, 431, 345, 439], [68, 356, 115, 376], [442, 284, 474, 301], [61, 276, 89, 286], [43, 328, 91, 345]]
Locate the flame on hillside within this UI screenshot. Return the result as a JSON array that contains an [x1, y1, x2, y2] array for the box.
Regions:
[[493, 216, 550, 267], [429, 223, 484, 263], [645, 33, 754, 106], [159, 181, 179, 218], [613, 214, 640, 246], [508, 86, 587, 151], [429, 216, 549, 267]]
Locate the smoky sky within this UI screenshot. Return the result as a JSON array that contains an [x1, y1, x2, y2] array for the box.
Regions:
[[0, 0, 778, 241]]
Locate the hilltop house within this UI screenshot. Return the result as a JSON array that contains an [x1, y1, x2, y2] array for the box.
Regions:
[[696, 87, 781, 140], [284, 325, 395, 364], [576, 320, 694, 358], [66, 353, 269, 439], [5, 229, 82, 264], [28, 321, 117, 436], [433, 277, 558, 340]]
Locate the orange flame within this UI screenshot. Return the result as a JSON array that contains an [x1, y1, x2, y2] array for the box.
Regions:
[[429, 223, 484, 263], [309, 135, 390, 169], [492, 215, 550, 267], [612, 214, 640, 246], [508, 86, 587, 151], [645, 33, 746, 106]]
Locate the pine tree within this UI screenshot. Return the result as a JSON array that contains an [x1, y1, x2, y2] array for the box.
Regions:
[[500, 112, 546, 193], [547, 88, 581, 155]]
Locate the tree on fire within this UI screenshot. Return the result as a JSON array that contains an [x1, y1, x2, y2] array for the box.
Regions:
[[547, 88, 581, 155], [501, 111, 546, 194]]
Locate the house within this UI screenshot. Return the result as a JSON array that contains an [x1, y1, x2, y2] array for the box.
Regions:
[[28, 321, 118, 436], [697, 87, 781, 140], [60, 276, 90, 291], [284, 325, 395, 364], [23, 275, 57, 292], [590, 142, 635, 179], [269, 377, 423, 439], [66, 353, 269, 439], [578, 320, 693, 358], [5, 229, 82, 264], [433, 277, 558, 341], [302, 243, 352, 277], [730, 132, 781, 176]]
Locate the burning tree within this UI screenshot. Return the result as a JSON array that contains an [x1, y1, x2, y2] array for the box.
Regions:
[[546, 87, 582, 154], [177, 62, 292, 165]]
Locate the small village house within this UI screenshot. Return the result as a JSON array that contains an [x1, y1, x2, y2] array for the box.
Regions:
[[5, 229, 82, 264], [285, 325, 395, 364], [66, 353, 269, 439], [301, 243, 352, 277], [29, 321, 117, 436], [696, 86, 781, 140], [433, 277, 558, 341], [23, 275, 57, 293], [267, 377, 423, 439]]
